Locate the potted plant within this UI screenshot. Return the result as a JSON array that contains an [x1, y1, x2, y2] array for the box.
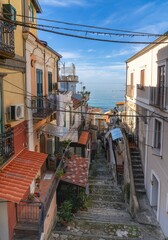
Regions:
[[27, 193, 35, 202], [56, 168, 64, 179], [59, 200, 73, 225]]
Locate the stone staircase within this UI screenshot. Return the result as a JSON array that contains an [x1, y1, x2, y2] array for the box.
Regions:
[[13, 223, 39, 240], [130, 148, 145, 194], [50, 149, 165, 240]]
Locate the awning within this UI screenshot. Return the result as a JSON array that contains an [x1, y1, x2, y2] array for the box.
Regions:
[[111, 128, 123, 140], [0, 149, 48, 203], [78, 131, 89, 145], [105, 128, 123, 140], [42, 121, 67, 137], [60, 155, 89, 188], [59, 129, 78, 143]]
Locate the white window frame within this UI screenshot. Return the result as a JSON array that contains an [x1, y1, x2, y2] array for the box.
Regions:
[[152, 118, 163, 156]]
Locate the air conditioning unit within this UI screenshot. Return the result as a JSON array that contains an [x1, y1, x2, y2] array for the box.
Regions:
[[9, 104, 24, 121], [45, 137, 55, 155]]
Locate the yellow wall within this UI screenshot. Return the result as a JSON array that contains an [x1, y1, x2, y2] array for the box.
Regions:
[[1, 68, 25, 126], [0, 0, 40, 56]]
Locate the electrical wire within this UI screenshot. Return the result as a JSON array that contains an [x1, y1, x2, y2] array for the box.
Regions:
[[12, 13, 168, 37]]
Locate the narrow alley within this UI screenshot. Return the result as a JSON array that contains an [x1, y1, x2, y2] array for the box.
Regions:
[[50, 148, 165, 240]]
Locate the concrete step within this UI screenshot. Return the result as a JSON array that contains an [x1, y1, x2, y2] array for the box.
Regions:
[[90, 200, 126, 210], [14, 223, 39, 240], [89, 193, 124, 202]]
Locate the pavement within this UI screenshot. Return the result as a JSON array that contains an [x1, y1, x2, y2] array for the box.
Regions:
[[49, 148, 165, 240]]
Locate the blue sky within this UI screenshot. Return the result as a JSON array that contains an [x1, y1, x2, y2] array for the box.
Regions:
[[38, 0, 168, 110]]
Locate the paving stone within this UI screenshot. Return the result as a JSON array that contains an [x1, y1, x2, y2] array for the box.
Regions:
[[50, 147, 165, 240]]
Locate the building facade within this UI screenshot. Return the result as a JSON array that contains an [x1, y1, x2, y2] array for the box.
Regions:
[[125, 35, 168, 237]]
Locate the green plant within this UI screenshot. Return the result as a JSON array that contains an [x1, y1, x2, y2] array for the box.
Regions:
[[59, 200, 73, 223], [61, 139, 71, 148], [56, 168, 64, 178], [28, 193, 35, 201]]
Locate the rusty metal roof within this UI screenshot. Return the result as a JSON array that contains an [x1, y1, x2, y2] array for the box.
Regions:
[[60, 155, 89, 188], [78, 131, 90, 145], [0, 149, 48, 203]]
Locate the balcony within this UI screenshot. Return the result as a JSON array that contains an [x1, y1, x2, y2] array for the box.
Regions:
[[0, 127, 14, 165], [0, 19, 15, 58], [32, 95, 57, 119], [137, 85, 148, 100], [126, 85, 135, 98], [59, 75, 78, 82], [150, 86, 168, 110]]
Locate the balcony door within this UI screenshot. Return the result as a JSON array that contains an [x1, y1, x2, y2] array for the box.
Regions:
[[158, 65, 165, 108], [36, 69, 43, 111]]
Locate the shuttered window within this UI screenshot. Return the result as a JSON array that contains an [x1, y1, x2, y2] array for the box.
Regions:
[[140, 69, 145, 88], [48, 72, 52, 95]]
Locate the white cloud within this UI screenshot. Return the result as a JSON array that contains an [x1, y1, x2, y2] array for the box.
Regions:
[[40, 0, 88, 7], [134, 2, 155, 15], [105, 50, 130, 58], [61, 51, 82, 59]]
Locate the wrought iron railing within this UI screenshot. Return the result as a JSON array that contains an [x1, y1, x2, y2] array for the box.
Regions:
[[16, 201, 42, 224], [32, 94, 57, 119], [0, 19, 15, 58], [0, 128, 14, 165], [59, 75, 78, 82]]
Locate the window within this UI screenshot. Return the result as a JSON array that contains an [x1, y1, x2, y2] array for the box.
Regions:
[[48, 72, 52, 95], [140, 69, 145, 89], [158, 65, 165, 108], [153, 119, 162, 154], [36, 69, 43, 110], [29, 3, 34, 22], [130, 73, 134, 87]]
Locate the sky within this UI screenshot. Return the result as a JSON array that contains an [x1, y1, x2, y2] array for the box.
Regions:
[[37, 0, 168, 110]]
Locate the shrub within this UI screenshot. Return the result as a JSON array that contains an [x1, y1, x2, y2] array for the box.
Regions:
[[59, 200, 73, 222]]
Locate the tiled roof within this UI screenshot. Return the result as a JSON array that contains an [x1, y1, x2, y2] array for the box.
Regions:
[[0, 149, 48, 203], [72, 96, 82, 109], [60, 155, 89, 188], [78, 131, 90, 145]]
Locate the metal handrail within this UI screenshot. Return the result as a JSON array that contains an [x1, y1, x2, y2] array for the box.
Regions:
[[123, 133, 139, 216]]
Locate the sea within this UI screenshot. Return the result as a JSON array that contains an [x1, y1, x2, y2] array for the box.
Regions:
[[87, 83, 125, 112]]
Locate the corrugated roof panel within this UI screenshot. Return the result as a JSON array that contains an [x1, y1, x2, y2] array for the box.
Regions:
[[78, 131, 89, 145]]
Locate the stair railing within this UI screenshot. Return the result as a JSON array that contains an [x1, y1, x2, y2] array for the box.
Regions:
[[123, 133, 139, 217]]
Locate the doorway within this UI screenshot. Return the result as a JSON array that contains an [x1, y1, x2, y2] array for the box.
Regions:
[[150, 171, 160, 220]]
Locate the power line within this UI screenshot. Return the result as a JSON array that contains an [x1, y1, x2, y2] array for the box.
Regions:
[[3, 17, 168, 44], [14, 13, 166, 37]]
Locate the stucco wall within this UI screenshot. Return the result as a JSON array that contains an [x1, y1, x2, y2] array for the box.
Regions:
[[43, 192, 57, 240], [0, 202, 9, 240]]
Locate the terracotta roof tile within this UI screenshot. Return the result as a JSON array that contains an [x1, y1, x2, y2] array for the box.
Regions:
[[60, 155, 89, 188], [0, 149, 48, 203]]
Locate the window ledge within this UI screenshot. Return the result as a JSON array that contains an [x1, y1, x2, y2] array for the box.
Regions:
[[152, 148, 162, 158]]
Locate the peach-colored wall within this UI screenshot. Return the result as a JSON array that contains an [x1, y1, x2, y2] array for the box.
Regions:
[[43, 192, 57, 239], [31, 55, 36, 95], [7, 202, 16, 240], [14, 121, 27, 156]]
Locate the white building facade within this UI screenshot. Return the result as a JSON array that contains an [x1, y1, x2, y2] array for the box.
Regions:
[[125, 35, 168, 237]]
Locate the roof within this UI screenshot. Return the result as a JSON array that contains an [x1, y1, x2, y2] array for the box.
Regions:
[[32, 0, 42, 13], [126, 34, 168, 63], [78, 131, 90, 145], [0, 149, 48, 203], [60, 155, 89, 188]]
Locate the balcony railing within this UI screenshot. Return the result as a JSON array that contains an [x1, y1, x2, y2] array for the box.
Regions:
[[59, 75, 78, 82], [0, 127, 14, 165], [0, 19, 15, 58], [126, 85, 134, 98], [136, 85, 148, 100], [150, 86, 168, 110], [32, 94, 57, 119]]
